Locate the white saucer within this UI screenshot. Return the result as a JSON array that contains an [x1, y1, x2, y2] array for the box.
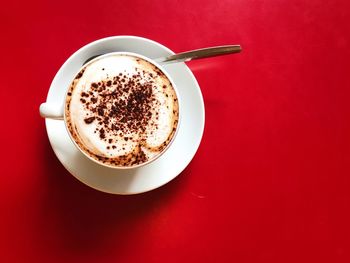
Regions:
[[45, 36, 205, 194]]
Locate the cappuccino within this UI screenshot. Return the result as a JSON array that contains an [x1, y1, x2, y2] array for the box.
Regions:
[[65, 54, 179, 167]]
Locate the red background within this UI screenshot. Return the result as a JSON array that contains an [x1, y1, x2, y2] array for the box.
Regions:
[[1, 0, 350, 262]]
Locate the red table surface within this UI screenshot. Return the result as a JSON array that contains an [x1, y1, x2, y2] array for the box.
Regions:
[[1, 0, 350, 262]]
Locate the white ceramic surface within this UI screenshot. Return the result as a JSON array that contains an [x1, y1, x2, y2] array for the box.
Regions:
[[45, 36, 205, 194]]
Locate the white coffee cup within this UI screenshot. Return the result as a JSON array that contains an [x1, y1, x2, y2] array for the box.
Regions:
[[40, 51, 180, 169]]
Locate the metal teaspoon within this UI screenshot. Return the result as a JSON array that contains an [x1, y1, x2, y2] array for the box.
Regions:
[[83, 45, 242, 65]]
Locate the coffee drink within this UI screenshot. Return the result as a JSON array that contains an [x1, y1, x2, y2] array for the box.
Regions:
[[65, 53, 179, 168]]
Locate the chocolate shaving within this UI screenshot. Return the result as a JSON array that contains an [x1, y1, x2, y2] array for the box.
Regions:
[[84, 117, 95, 124]]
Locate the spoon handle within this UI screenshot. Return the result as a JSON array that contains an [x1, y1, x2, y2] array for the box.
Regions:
[[155, 45, 242, 64]]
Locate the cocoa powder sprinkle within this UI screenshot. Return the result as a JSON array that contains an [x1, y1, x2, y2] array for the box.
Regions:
[[79, 69, 157, 139]]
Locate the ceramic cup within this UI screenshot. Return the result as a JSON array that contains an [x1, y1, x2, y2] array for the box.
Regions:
[[40, 50, 181, 169]]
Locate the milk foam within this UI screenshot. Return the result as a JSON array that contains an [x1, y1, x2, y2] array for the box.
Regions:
[[65, 54, 179, 167]]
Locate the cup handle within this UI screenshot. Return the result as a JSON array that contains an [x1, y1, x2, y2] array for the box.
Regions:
[[39, 102, 64, 120]]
